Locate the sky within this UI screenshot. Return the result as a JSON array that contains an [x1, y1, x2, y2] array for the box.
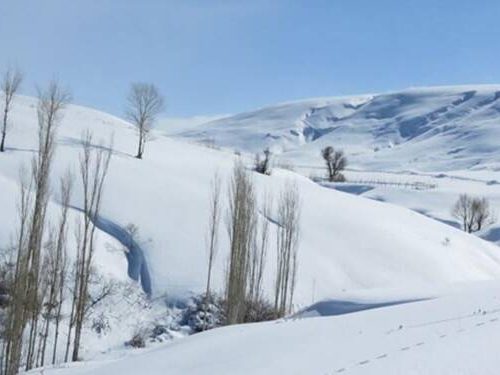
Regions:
[[1, 0, 500, 118]]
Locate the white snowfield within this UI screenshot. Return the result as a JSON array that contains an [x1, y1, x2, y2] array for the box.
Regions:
[[2, 95, 500, 305], [1, 86, 500, 374], [31, 282, 500, 375]]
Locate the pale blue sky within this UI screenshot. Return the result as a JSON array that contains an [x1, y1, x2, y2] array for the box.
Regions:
[[1, 0, 499, 117]]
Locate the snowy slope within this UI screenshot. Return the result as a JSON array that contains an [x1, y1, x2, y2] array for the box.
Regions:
[[178, 85, 500, 171], [2, 96, 500, 309], [3, 94, 500, 369], [318, 168, 500, 246], [34, 281, 500, 375]]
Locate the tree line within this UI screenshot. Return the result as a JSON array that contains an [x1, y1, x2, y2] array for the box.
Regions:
[[0, 83, 114, 374], [0, 71, 126, 373], [204, 161, 301, 326]]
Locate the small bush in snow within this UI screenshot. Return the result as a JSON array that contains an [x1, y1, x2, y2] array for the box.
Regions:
[[243, 298, 278, 323], [149, 324, 175, 343], [151, 324, 168, 337], [182, 294, 225, 333], [126, 329, 147, 348], [183, 294, 278, 331]]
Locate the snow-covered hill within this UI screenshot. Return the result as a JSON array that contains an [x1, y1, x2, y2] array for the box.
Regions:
[[178, 85, 500, 171], [2, 93, 500, 370], [2, 97, 500, 307]]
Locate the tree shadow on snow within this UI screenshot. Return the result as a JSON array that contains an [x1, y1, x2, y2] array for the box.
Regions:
[[59, 136, 134, 159]]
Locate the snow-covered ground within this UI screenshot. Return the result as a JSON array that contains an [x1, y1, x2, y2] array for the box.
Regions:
[[30, 281, 500, 375], [2, 85, 500, 373]]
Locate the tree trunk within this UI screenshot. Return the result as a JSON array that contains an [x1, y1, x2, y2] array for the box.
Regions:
[[136, 125, 143, 159], [1, 108, 7, 152], [0, 103, 9, 152]]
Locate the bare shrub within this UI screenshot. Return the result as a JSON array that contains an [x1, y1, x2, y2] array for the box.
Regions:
[[125, 329, 147, 348], [243, 297, 278, 323]]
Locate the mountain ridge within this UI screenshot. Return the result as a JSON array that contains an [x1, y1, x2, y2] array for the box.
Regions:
[[178, 84, 500, 171]]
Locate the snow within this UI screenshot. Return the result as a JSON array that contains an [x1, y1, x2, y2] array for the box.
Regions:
[[2, 96, 500, 306], [32, 281, 500, 375], [156, 114, 230, 135], [2, 85, 500, 372], [178, 85, 500, 171]]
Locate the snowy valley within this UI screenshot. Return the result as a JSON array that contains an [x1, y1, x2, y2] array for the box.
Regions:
[[1, 86, 500, 374]]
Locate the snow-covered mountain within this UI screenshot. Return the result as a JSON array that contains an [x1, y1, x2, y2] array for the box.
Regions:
[[178, 85, 500, 171]]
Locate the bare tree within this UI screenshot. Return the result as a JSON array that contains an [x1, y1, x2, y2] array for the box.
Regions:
[[452, 194, 495, 233], [254, 148, 272, 175], [321, 146, 347, 182], [205, 172, 221, 302], [0, 68, 23, 152], [4, 81, 69, 375], [26, 82, 70, 371], [247, 193, 271, 305], [473, 197, 494, 231], [274, 181, 301, 317], [66, 131, 111, 362], [2, 168, 33, 375], [37, 171, 72, 367], [452, 194, 471, 232], [126, 83, 164, 159], [225, 160, 257, 324]]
